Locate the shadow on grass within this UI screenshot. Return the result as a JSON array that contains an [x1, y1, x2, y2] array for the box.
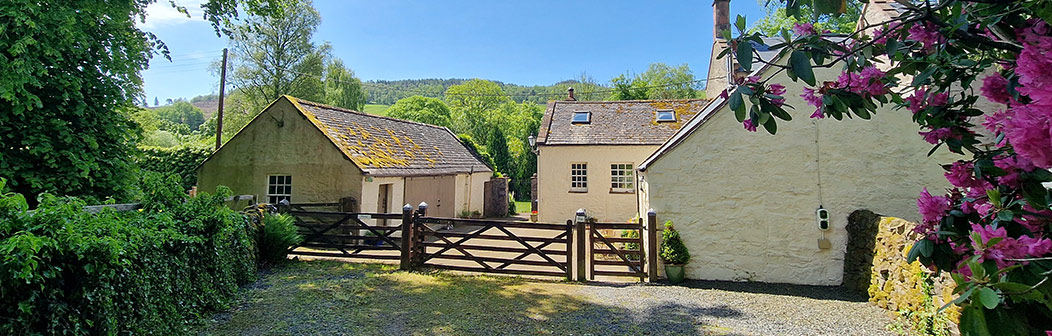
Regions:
[[196, 260, 747, 336], [672, 278, 869, 302]]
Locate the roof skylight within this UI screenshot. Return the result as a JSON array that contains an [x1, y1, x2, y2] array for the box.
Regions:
[[656, 110, 676, 122], [572, 111, 591, 124]]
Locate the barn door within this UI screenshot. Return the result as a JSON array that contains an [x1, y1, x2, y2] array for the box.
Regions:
[[405, 175, 456, 217]]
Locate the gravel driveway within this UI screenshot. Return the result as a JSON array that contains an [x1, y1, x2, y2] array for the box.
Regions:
[[197, 261, 896, 335], [575, 280, 895, 335]]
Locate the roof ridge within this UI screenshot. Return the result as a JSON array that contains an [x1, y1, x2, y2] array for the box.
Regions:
[[288, 96, 453, 132], [552, 98, 712, 105]]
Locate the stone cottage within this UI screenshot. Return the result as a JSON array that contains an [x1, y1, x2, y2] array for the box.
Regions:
[[634, 0, 952, 285], [196, 96, 492, 217], [533, 95, 708, 223]]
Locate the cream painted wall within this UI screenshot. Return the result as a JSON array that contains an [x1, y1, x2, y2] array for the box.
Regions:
[[453, 172, 489, 216], [536, 145, 657, 223], [197, 98, 364, 204], [641, 65, 952, 286]]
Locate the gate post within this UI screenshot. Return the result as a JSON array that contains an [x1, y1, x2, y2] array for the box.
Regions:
[[565, 220, 573, 281], [574, 209, 587, 281], [646, 209, 658, 282], [399, 204, 414, 271]]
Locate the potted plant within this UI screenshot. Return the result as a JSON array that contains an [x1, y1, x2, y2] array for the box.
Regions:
[[660, 221, 690, 284]]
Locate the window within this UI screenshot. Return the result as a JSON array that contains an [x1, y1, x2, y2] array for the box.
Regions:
[[267, 175, 292, 204], [570, 163, 588, 192], [571, 111, 590, 124], [656, 110, 676, 122], [610, 163, 634, 192]]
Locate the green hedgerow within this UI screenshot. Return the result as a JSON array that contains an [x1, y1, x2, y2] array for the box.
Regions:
[[660, 221, 690, 265], [0, 176, 256, 335]]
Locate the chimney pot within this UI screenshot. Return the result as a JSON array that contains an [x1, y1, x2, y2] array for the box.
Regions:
[[567, 87, 577, 101]]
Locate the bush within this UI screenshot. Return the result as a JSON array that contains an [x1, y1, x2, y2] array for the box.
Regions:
[[0, 177, 256, 335], [255, 213, 302, 265], [620, 227, 641, 261], [136, 146, 213, 191], [660, 221, 690, 265]]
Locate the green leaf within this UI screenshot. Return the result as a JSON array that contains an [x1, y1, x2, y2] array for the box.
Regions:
[[762, 116, 778, 134], [959, 304, 991, 336], [790, 51, 816, 86], [737, 41, 754, 72], [919, 239, 934, 258], [812, 0, 846, 16], [735, 15, 746, 32], [912, 67, 938, 87], [987, 189, 1002, 208], [977, 288, 999, 309], [730, 90, 746, 122]]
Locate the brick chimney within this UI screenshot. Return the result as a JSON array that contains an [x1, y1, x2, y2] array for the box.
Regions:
[[714, 0, 731, 39], [567, 87, 576, 101]]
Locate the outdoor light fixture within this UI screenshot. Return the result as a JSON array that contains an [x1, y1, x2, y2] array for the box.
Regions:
[[528, 135, 538, 154], [575, 208, 586, 223]]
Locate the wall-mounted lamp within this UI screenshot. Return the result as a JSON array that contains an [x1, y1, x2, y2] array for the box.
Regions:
[[527, 135, 538, 154]]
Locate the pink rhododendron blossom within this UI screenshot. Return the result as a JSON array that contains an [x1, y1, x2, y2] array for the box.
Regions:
[[719, 89, 729, 100], [970, 223, 1052, 268], [1003, 104, 1052, 168], [872, 28, 888, 44], [908, 22, 945, 51], [768, 83, 786, 96], [974, 202, 994, 217], [793, 23, 816, 36], [771, 98, 785, 107], [945, 161, 985, 189], [994, 155, 1035, 187], [1016, 20, 1052, 106], [835, 66, 888, 97], [1021, 204, 1052, 234], [801, 87, 824, 119], [746, 76, 761, 84], [981, 74, 1012, 104], [905, 88, 950, 114], [742, 119, 757, 132], [983, 110, 1009, 134], [919, 127, 954, 144], [918, 188, 951, 223]]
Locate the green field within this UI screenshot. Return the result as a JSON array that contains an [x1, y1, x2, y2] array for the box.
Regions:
[[362, 104, 389, 116], [514, 201, 531, 214]]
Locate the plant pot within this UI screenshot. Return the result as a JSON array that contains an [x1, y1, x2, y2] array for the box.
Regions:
[[664, 264, 686, 284]]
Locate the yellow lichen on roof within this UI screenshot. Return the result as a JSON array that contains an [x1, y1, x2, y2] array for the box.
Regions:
[[649, 101, 694, 130]]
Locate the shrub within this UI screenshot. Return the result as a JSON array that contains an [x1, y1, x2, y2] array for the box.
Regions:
[[620, 223, 641, 261], [136, 146, 213, 191], [255, 213, 302, 266], [0, 177, 256, 335], [660, 221, 690, 265]]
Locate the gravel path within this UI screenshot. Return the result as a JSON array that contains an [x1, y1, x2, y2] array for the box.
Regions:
[[574, 279, 896, 336]]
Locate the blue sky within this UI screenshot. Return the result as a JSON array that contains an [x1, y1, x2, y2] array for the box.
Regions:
[[140, 0, 769, 103]]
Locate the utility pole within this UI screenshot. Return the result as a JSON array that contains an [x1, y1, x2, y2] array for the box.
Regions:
[[216, 48, 228, 151]]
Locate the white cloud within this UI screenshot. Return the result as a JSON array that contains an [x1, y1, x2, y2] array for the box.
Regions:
[[139, 0, 207, 29]]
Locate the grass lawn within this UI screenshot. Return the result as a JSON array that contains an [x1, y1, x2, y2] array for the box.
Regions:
[[513, 200, 531, 214], [363, 104, 390, 116], [195, 260, 668, 335]]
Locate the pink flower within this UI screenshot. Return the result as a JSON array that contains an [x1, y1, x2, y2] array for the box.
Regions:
[[793, 23, 817, 36], [746, 76, 761, 84], [981, 74, 1012, 105], [975, 202, 994, 217], [768, 83, 786, 96], [872, 28, 889, 44], [801, 87, 824, 119], [908, 22, 945, 52], [994, 155, 1035, 187], [1016, 20, 1052, 106], [983, 110, 1009, 134], [917, 187, 951, 224], [1003, 104, 1052, 168], [919, 127, 954, 144], [905, 88, 928, 114], [970, 223, 1052, 269], [719, 89, 729, 100], [743, 119, 757, 132], [771, 98, 785, 107], [945, 161, 985, 189]]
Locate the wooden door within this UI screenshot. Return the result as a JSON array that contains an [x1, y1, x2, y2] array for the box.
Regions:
[[377, 184, 391, 226], [405, 175, 456, 217]]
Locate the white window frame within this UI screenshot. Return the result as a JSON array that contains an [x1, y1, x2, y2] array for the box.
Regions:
[[267, 175, 292, 204], [570, 163, 588, 192], [656, 110, 676, 122], [571, 111, 591, 124], [610, 163, 634, 193]]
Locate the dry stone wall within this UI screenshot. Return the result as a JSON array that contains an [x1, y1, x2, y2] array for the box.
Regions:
[[844, 211, 960, 334]]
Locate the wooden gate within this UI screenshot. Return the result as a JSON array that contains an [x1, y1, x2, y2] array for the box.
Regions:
[[284, 203, 407, 261], [414, 216, 572, 279], [587, 219, 646, 281]]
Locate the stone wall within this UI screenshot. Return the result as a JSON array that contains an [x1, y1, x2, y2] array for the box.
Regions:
[[844, 212, 960, 334]]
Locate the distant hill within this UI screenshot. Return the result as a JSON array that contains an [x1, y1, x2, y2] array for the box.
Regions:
[[146, 94, 221, 119], [364, 78, 595, 105]]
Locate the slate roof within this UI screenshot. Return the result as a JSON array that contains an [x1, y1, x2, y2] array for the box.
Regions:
[[536, 99, 710, 146], [288, 97, 492, 177]]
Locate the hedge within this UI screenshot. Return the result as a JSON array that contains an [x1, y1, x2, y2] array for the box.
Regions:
[[0, 176, 256, 335], [136, 146, 213, 191]]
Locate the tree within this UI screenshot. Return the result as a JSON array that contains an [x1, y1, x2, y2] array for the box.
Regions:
[[154, 97, 159, 106], [155, 101, 205, 130], [609, 63, 698, 100], [0, 0, 288, 205], [229, 0, 328, 110], [386, 96, 452, 128], [324, 59, 367, 111], [750, 0, 863, 35], [727, 1, 1052, 332], [487, 127, 512, 177], [444, 79, 512, 144]]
